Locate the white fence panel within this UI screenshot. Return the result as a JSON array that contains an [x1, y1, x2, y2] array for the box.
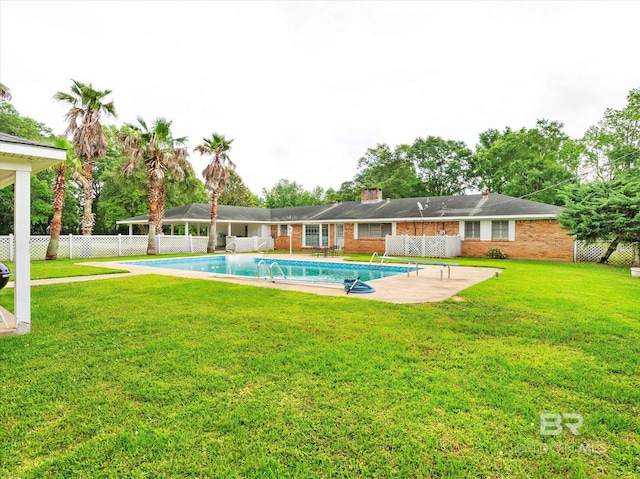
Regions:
[[0, 234, 216, 261], [192, 236, 208, 253], [158, 235, 191, 254], [225, 236, 274, 253], [385, 235, 461, 258], [574, 241, 634, 265], [0, 235, 13, 261], [118, 235, 149, 256]]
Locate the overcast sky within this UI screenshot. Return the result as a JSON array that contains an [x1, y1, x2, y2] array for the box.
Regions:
[[1, 1, 639, 195]]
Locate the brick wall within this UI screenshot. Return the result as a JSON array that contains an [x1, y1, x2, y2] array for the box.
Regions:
[[461, 219, 573, 260], [395, 221, 460, 236], [273, 224, 305, 250], [273, 219, 573, 260]]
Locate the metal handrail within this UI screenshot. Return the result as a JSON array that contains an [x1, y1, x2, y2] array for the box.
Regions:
[[407, 260, 419, 277], [256, 259, 269, 279], [257, 241, 269, 256], [269, 261, 286, 281], [380, 253, 388, 264], [369, 252, 378, 264]]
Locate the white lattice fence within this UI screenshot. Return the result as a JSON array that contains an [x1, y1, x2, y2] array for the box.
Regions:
[[118, 235, 149, 256], [575, 241, 635, 265], [158, 235, 191, 254], [0, 234, 212, 261], [192, 236, 208, 253], [385, 235, 461, 258], [0, 235, 12, 260]]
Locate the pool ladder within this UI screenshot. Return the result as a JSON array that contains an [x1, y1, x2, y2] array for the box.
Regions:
[[257, 260, 286, 283]]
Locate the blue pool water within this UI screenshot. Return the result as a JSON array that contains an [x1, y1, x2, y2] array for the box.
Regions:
[[121, 256, 414, 283]]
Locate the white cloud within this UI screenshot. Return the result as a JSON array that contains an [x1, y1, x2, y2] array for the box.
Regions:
[[1, 0, 639, 195]]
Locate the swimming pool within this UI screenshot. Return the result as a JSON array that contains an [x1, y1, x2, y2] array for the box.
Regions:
[[121, 256, 414, 283]]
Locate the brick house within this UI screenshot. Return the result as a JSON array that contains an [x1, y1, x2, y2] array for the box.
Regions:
[[118, 188, 574, 261]]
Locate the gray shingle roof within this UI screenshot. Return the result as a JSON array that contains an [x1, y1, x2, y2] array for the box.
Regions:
[[0, 132, 63, 150], [118, 193, 562, 224]]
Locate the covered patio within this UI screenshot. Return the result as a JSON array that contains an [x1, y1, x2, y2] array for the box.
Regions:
[[117, 203, 272, 250], [0, 133, 65, 336]]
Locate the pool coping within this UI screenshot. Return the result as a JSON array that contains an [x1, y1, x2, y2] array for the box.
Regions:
[[80, 254, 502, 304]]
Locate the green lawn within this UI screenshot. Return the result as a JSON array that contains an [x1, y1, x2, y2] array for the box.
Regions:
[[0, 260, 639, 478]]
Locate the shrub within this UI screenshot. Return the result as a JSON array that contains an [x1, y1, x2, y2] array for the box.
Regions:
[[486, 248, 507, 259]]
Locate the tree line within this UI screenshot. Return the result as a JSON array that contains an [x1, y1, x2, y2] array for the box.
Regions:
[[0, 81, 638, 263]]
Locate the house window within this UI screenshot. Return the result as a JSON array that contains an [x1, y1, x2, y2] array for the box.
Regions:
[[358, 223, 392, 238], [465, 221, 481, 239], [304, 224, 329, 247], [279, 224, 289, 236], [492, 220, 509, 240]]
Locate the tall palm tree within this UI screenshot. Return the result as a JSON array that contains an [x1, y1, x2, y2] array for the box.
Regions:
[[194, 133, 234, 253], [119, 117, 190, 255], [45, 138, 82, 260], [54, 80, 116, 235], [0, 82, 12, 102]]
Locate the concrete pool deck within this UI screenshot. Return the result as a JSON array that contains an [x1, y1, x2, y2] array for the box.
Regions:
[[78, 254, 501, 304]]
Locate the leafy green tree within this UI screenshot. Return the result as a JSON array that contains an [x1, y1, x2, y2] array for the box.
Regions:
[[407, 136, 474, 196], [583, 87, 640, 180], [558, 169, 640, 266], [45, 138, 82, 260], [0, 103, 81, 234], [218, 169, 259, 207], [354, 143, 425, 199], [194, 133, 235, 253], [325, 180, 360, 203], [0, 102, 54, 139], [472, 119, 581, 205], [54, 79, 116, 235], [119, 117, 190, 255], [261, 179, 325, 208]]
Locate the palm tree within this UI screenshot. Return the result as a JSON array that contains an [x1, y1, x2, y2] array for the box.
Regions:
[[119, 117, 190, 255], [45, 138, 82, 260], [54, 80, 116, 235], [0, 82, 12, 102], [194, 133, 234, 253]]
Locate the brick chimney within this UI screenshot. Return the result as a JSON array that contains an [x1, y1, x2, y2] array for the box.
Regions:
[[361, 188, 383, 204]]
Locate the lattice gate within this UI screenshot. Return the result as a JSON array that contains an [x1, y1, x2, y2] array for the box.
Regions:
[[574, 241, 635, 266], [385, 235, 461, 258]]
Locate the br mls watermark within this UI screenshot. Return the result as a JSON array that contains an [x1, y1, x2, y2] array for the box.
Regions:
[[513, 413, 607, 456], [540, 412, 583, 436]]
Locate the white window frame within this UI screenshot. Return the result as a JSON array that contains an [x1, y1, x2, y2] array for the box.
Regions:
[[303, 223, 328, 247], [463, 220, 481, 239], [357, 223, 393, 238], [491, 220, 510, 240]]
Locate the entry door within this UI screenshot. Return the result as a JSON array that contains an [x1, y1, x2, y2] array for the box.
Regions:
[[335, 224, 344, 248]]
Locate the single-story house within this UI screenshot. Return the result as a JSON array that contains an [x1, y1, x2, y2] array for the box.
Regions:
[[118, 188, 573, 260]]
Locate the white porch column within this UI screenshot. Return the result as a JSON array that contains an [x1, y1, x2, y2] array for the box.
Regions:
[[197, 224, 201, 237], [184, 222, 189, 236], [170, 225, 174, 235], [227, 223, 231, 236], [14, 170, 31, 334], [128, 224, 133, 236]]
